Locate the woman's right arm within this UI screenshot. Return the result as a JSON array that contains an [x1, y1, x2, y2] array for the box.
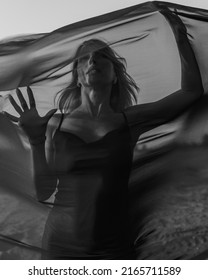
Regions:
[[5, 87, 57, 202]]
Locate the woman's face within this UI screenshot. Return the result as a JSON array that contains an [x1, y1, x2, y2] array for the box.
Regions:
[[76, 44, 116, 88]]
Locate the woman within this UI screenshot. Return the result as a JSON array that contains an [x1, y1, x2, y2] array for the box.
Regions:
[[5, 11, 203, 259]]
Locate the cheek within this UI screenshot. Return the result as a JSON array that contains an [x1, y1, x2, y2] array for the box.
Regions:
[[77, 68, 85, 82], [77, 60, 86, 75]]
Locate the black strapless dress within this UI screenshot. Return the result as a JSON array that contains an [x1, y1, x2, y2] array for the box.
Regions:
[[42, 113, 136, 259]]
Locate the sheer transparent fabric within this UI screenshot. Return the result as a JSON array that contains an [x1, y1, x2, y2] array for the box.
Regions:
[[0, 1, 208, 259]]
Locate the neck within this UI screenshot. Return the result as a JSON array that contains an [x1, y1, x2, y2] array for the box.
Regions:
[[79, 86, 113, 118]]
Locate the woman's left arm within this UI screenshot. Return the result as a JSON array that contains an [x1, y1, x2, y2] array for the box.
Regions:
[[125, 10, 204, 135]]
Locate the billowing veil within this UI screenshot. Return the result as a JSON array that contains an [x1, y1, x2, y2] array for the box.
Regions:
[[0, 1, 208, 259]]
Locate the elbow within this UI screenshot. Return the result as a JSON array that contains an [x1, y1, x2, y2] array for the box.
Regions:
[[194, 81, 204, 97], [194, 87, 204, 99], [190, 89, 204, 102], [182, 72, 204, 98], [184, 87, 204, 102], [34, 175, 57, 202], [35, 189, 54, 203], [35, 187, 53, 202]]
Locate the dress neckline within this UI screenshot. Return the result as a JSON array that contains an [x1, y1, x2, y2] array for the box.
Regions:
[[57, 125, 127, 145], [55, 111, 129, 145]]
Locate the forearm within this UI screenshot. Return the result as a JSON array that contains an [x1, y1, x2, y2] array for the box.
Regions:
[[177, 34, 203, 95], [4, 86, 58, 201], [31, 142, 57, 201], [162, 10, 203, 96]]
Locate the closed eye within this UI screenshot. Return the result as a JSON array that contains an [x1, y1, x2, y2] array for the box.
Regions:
[[77, 50, 109, 63]]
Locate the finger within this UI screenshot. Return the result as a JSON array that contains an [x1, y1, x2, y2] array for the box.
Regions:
[[8, 95, 23, 115], [16, 88, 29, 110], [3, 111, 19, 122], [27, 86, 36, 108], [44, 109, 57, 120]]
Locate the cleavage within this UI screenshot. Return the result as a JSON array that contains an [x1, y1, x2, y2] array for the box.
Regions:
[[60, 115, 125, 143]]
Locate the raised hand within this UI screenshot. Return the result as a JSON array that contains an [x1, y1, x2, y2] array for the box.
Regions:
[[4, 87, 57, 142]]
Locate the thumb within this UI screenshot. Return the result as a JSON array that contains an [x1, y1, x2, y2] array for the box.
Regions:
[[44, 109, 57, 121], [2, 111, 19, 122]]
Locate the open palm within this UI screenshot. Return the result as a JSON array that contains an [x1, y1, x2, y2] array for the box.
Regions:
[[4, 87, 57, 141]]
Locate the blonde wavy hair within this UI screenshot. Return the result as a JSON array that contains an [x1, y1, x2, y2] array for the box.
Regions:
[[56, 39, 139, 113]]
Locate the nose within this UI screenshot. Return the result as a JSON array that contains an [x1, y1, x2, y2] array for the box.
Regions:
[[88, 52, 97, 64]]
